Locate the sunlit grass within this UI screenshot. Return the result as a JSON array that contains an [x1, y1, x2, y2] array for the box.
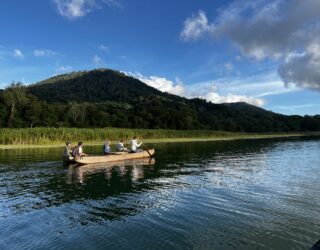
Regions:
[[0, 127, 315, 149]]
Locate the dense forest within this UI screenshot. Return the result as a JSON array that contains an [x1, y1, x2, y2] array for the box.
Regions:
[[0, 68, 319, 132]]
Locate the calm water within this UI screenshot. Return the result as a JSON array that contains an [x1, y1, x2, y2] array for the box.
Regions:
[[0, 137, 319, 249]]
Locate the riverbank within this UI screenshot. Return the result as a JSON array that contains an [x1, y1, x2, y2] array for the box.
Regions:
[[0, 127, 318, 149]]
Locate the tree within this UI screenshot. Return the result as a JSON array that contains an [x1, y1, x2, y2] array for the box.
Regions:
[[24, 94, 42, 127], [2, 82, 27, 127], [66, 102, 89, 126]]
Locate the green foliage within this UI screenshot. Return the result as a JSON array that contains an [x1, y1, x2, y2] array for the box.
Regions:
[[0, 69, 319, 132], [2, 82, 27, 127], [28, 69, 163, 103], [0, 127, 250, 145]]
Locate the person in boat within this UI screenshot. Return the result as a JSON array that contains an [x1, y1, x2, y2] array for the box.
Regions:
[[73, 141, 87, 157], [116, 140, 128, 152], [63, 141, 73, 159], [103, 140, 111, 155], [130, 136, 143, 153]]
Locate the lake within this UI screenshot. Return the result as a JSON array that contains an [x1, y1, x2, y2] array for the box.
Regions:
[[0, 137, 319, 249]]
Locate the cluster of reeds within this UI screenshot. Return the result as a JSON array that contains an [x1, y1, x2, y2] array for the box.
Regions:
[[0, 127, 238, 145]]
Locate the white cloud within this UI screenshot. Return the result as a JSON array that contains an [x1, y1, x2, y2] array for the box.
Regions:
[[207, 72, 299, 98], [93, 55, 103, 65], [33, 49, 58, 57], [180, 10, 215, 41], [13, 49, 24, 59], [99, 45, 109, 52], [205, 90, 265, 107], [196, 83, 265, 107], [278, 40, 320, 91], [128, 72, 185, 96], [127, 72, 264, 107], [189, 84, 265, 107], [181, 0, 320, 92], [185, 71, 302, 107], [53, 0, 96, 19], [53, 0, 121, 19]]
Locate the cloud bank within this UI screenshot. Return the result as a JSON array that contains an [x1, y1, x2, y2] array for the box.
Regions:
[[126, 72, 265, 107], [206, 91, 264, 107], [278, 41, 320, 91], [127, 72, 185, 96], [181, 0, 320, 91]]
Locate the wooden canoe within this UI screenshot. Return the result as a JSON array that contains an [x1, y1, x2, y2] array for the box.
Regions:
[[63, 152, 129, 163], [74, 149, 155, 165]]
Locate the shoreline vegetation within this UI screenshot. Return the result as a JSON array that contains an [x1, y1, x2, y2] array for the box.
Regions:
[[0, 127, 319, 149], [1, 70, 320, 133]]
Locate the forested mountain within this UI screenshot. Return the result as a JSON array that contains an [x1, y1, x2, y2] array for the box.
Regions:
[[0, 68, 319, 132], [29, 69, 168, 103]]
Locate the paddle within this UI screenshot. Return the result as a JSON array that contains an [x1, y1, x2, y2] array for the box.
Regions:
[[142, 144, 153, 157], [138, 137, 153, 157]]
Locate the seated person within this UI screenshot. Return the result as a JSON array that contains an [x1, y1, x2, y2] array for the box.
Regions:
[[73, 141, 87, 157], [116, 140, 128, 152], [103, 140, 111, 155], [130, 136, 143, 153], [63, 141, 73, 158]]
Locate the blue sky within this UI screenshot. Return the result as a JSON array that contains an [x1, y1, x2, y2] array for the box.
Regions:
[[0, 0, 319, 115]]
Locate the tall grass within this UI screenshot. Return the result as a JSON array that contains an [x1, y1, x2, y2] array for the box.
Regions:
[[0, 127, 243, 145]]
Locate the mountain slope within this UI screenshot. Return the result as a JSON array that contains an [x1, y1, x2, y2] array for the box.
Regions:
[[0, 68, 319, 132], [29, 69, 177, 103]]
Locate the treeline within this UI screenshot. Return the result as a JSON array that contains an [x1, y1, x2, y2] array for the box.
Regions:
[[0, 69, 320, 133]]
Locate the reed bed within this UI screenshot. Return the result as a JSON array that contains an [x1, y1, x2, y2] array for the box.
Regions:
[[0, 127, 244, 145]]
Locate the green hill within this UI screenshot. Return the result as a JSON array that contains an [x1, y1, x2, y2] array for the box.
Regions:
[[29, 69, 168, 103], [0, 68, 319, 132]]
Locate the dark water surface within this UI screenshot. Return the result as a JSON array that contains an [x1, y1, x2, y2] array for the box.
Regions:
[[0, 137, 319, 249]]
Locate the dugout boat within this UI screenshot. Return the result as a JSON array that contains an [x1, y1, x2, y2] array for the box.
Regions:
[[70, 149, 155, 165]]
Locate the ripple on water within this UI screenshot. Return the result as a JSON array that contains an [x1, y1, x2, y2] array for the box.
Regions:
[[0, 138, 320, 249]]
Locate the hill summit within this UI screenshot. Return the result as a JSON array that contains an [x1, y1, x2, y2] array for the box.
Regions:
[[0, 68, 319, 132], [29, 69, 167, 103]]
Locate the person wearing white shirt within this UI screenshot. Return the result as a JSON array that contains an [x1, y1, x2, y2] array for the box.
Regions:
[[73, 141, 87, 157], [130, 136, 142, 153]]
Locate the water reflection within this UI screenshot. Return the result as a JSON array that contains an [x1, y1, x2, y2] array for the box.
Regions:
[[67, 158, 155, 184], [0, 137, 319, 249]]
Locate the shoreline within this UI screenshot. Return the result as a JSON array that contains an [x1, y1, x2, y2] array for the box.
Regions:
[[0, 132, 318, 150]]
